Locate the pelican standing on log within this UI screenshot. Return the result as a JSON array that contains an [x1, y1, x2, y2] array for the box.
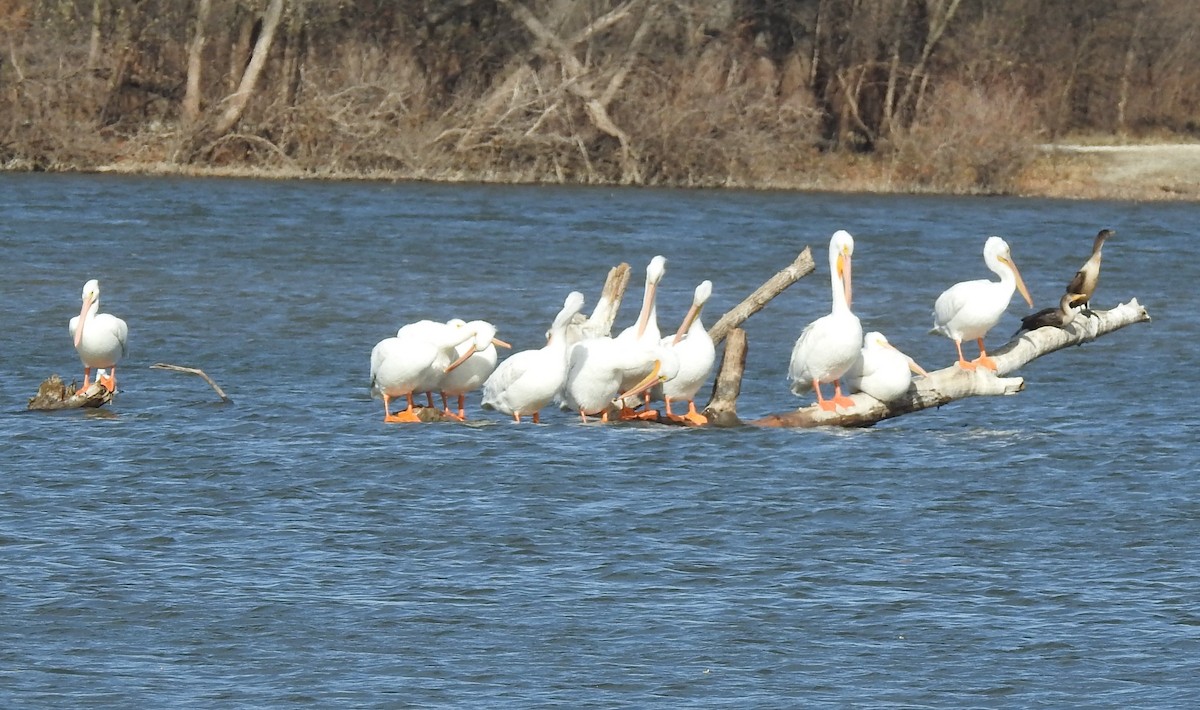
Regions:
[[788, 230, 862, 411], [658, 280, 715, 425], [1065, 228, 1112, 311], [68, 279, 128, 394], [614, 255, 667, 418], [845, 332, 927, 403], [932, 235, 1034, 371], [370, 321, 479, 423], [439, 320, 510, 420]]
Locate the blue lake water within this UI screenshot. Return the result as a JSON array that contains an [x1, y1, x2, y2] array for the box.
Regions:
[[1, 173, 1197, 707]]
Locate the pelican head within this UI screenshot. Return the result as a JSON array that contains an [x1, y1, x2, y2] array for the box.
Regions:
[[672, 280, 713, 345], [445, 320, 510, 372], [647, 255, 667, 285], [830, 230, 855, 309], [74, 279, 101, 347], [984, 236, 1033, 308]]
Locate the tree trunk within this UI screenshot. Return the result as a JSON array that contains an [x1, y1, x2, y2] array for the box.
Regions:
[[182, 0, 212, 124], [87, 0, 104, 70], [213, 0, 285, 138]]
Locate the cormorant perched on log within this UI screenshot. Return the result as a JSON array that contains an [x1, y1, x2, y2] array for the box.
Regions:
[[1014, 292, 1087, 336], [1066, 229, 1112, 310]]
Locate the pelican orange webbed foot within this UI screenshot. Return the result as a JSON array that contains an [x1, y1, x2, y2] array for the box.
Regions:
[[382, 394, 422, 423], [830, 382, 856, 410], [97, 369, 117, 392], [666, 401, 707, 426]]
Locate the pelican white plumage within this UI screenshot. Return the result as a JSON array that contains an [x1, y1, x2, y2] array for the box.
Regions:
[[439, 320, 511, 420], [932, 235, 1034, 371], [845, 332, 928, 403], [370, 320, 478, 422], [482, 292, 585, 423], [561, 336, 664, 423], [613, 255, 667, 417], [68, 279, 128, 393], [788, 230, 862, 411], [657, 280, 715, 425]]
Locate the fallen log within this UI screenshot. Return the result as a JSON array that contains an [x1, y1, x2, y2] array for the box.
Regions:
[[28, 375, 112, 410], [753, 298, 1151, 428]]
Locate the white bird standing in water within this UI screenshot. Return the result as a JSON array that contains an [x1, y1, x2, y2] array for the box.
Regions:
[[788, 230, 862, 411], [657, 280, 715, 425], [482, 292, 584, 423], [931, 235, 1034, 371], [845, 331, 928, 403], [68, 279, 128, 393], [439, 320, 511, 420]]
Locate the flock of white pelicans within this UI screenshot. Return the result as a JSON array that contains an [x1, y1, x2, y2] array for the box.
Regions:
[[66, 228, 1107, 425]]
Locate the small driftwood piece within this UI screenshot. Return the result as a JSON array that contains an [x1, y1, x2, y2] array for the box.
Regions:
[[702, 327, 748, 427], [28, 374, 112, 410], [150, 363, 232, 402], [753, 299, 1151, 428], [708, 247, 815, 346]]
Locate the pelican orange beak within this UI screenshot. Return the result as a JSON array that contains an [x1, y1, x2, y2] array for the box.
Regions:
[[492, 338, 512, 349], [1002, 256, 1034, 308], [879, 339, 928, 377], [839, 251, 853, 308], [615, 360, 665, 402], [635, 281, 657, 338], [74, 291, 95, 347], [671, 303, 702, 345], [445, 345, 477, 373]]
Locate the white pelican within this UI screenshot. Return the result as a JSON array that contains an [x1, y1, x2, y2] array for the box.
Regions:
[[68, 279, 128, 393], [657, 280, 716, 425], [481, 292, 585, 423], [845, 332, 928, 403], [788, 230, 862, 411], [370, 321, 478, 422], [1065, 228, 1112, 310], [561, 336, 665, 423], [396, 319, 473, 408], [613, 255, 667, 418], [932, 235, 1034, 371], [439, 320, 511, 420]]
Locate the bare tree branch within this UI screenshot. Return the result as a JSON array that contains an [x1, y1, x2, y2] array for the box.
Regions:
[[708, 248, 815, 346]]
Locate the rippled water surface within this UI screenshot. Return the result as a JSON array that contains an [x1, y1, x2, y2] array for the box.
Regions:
[[2, 174, 1197, 707]]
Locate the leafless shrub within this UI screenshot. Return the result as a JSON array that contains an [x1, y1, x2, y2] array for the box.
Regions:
[[887, 80, 1042, 194], [595, 41, 824, 188]]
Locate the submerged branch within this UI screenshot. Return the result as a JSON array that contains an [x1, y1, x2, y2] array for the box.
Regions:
[[151, 363, 232, 402]]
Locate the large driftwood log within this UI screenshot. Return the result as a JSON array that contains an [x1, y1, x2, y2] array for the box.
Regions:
[[708, 247, 815, 346], [753, 299, 1151, 428], [28, 375, 112, 410]]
